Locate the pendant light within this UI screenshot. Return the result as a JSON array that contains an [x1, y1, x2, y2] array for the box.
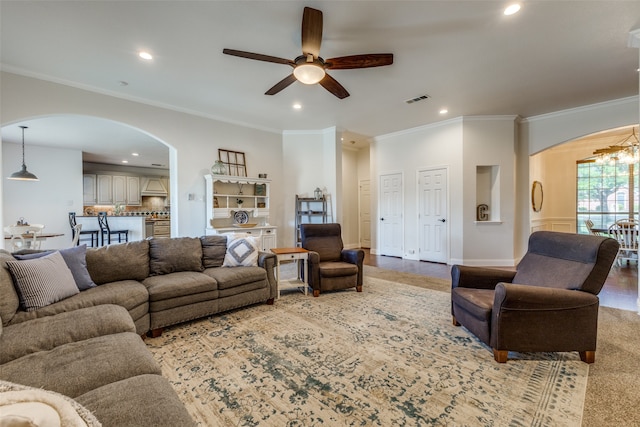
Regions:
[[8, 126, 39, 181]]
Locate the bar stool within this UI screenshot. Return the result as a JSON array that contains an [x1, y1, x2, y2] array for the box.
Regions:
[[97, 212, 129, 246], [68, 212, 99, 247]]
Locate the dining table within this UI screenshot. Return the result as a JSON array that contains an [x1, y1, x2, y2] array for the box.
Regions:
[[4, 232, 65, 249]]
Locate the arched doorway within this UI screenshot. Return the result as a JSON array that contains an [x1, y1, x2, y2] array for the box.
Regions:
[[2, 115, 173, 248]]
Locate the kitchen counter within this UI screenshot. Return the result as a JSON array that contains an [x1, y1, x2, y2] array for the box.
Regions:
[[76, 216, 147, 242]]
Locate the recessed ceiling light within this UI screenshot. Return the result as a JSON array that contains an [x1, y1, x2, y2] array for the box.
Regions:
[[504, 4, 521, 16], [138, 51, 153, 60], [439, 108, 448, 115], [292, 103, 302, 110], [132, 152, 139, 156], [122, 160, 129, 164]]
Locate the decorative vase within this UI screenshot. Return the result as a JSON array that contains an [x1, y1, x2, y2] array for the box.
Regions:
[[211, 160, 227, 175]]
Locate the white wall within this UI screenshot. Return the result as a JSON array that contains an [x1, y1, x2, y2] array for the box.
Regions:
[[281, 128, 342, 246], [341, 146, 359, 248], [2, 143, 82, 249], [460, 116, 517, 265], [1, 72, 284, 242], [372, 119, 465, 262]]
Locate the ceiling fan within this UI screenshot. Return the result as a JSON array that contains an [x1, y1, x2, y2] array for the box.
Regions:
[[222, 7, 393, 99]]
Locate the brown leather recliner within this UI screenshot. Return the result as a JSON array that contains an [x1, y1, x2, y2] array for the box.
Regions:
[[300, 223, 364, 297], [451, 231, 619, 363]]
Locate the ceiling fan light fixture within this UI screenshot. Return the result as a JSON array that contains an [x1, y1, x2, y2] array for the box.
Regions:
[[8, 126, 39, 181], [504, 4, 521, 16], [293, 63, 326, 85]]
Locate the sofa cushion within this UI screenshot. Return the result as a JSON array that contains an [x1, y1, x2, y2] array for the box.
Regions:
[[0, 250, 20, 326], [201, 235, 227, 268], [8, 280, 148, 327], [0, 380, 101, 427], [76, 374, 196, 427], [143, 271, 217, 302], [149, 237, 204, 276], [86, 240, 150, 284], [6, 252, 79, 312], [318, 261, 359, 278], [0, 305, 135, 364], [14, 245, 97, 291], [223, 234, 259, 267], [0, 332, 161, 399], [204, 265, 266, 290], [451, 287, 494, 321]]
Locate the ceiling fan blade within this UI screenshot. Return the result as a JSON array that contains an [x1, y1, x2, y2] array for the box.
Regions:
[[265, 74, 298, 95], [223, 48, 293, 66], [319, 74, 350, 99], [301, 7, 323, 58], [325, 54, 394, 70]]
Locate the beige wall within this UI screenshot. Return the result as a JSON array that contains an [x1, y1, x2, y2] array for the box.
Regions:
[[1, 72, 284, 241]]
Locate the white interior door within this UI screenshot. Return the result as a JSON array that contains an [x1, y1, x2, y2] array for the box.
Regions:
[[418, 167, 448, 263], [359, 180, 371, 248], [379, 173, 403, 257]]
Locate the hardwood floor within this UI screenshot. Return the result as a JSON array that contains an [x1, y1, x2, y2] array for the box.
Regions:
[[364, 250, 639, 312]]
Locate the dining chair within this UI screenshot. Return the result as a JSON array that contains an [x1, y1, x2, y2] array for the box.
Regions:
[[71, 224, 82, 246], [4, 225, 43, 251], [68, 212, 99, 247], [97, 212, 129, 246], [584, 219, 606, 237], [608, 221, 638, 266]]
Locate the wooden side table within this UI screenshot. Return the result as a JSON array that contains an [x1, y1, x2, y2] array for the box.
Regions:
[[271, 247, 309, 298]]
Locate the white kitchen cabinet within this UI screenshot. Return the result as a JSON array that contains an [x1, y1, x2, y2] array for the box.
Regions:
[[96, 174, 113, 204], [83, 174, 97, 204], [262, 228, 277, 251], [112, 175, 127, 205], [126, 176, 141, 205]]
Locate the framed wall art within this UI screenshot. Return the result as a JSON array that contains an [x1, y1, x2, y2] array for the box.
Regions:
[[218, 149, 247, 177]]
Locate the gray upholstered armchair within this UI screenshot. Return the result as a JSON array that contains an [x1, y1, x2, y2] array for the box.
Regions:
[[300, 223, 364, 297], [451, 231, 618, 363]]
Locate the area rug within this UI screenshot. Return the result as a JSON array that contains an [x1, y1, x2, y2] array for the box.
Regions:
[[145, 277, 588, 426]]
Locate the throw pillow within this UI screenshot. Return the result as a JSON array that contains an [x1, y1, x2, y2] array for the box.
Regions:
[[6, 252, 79, 312], [200, 235, 228, 268], [223, 234, 259, 267], [14, 245, 97, 291], [148, 237, 204, 276]]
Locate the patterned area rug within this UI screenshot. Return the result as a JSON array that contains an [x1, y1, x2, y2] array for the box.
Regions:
[[146, 277, 587, 426]]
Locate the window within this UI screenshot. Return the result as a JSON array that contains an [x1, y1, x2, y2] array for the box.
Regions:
[[576, 159, 638, 234]]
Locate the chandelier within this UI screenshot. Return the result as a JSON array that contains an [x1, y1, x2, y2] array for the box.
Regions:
[[593, 129, 639, 165]]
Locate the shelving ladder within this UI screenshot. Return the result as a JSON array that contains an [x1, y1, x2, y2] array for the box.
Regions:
[[295, 195, 328, 246]]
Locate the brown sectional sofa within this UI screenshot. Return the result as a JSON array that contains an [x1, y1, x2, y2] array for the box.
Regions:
[[0, 235, 277, 426]]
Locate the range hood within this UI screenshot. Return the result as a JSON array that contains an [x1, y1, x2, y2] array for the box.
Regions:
[[141, 177, 168, 196]]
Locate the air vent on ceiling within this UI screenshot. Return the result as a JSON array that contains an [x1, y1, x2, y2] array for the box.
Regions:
[[405, 94, 430, 104]]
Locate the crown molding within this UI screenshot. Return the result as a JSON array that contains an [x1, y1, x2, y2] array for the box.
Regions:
[[521, 96, 639, 124]]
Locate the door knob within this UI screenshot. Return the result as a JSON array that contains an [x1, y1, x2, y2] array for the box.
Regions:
[[439, 218, 446, 223], [381, 218, 385, 221]]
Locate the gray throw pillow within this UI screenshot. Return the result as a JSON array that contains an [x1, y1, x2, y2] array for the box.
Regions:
[[200, 235, 228, 268], [14, 245, 97, 291], [149, 237, 204, 276], [6, 251, 80, 311]]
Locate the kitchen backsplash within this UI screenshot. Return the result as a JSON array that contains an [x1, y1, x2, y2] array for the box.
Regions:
[[84, 196, 169, 217]]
